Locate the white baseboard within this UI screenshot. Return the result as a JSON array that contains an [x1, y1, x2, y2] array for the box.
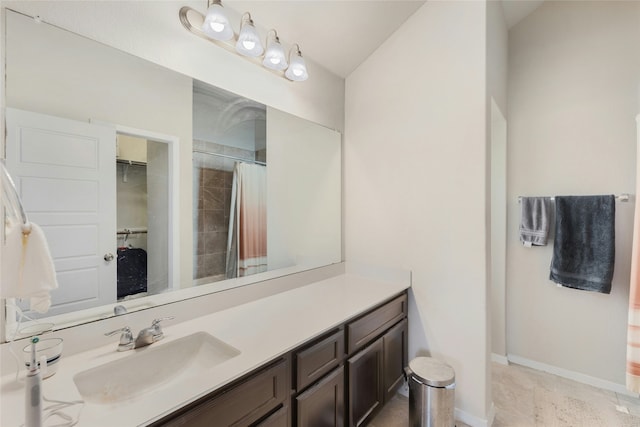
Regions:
[[487, 402, 496, 426], [399, 381, 492, 426], [398, 378, 409, 397], [455, 407, 492, 427], [507, 354, 639, 397], [491, 353, 509, 365]]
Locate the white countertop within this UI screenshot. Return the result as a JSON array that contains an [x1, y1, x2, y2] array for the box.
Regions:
[[1, 272, 410, 426]]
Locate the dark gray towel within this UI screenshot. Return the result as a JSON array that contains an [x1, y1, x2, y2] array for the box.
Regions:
[[520, 197, 551, 246], [549, 195, 615, 294]]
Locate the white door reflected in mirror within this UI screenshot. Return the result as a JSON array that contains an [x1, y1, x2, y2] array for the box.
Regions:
[[6, 108, 118, 317], [4, 108, 176, 323]]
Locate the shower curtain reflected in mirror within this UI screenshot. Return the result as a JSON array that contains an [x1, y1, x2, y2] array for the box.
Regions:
[[226, 162, 267, 278]]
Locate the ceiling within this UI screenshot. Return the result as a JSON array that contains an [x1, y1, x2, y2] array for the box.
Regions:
[[226, 1, 426, 78], [224, 1, 544, 79]]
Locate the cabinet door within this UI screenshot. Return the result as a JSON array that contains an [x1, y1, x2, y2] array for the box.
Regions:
[[383, 319, 408, 403], [296, 366, 344, 427], [347, 339, 383, 427]]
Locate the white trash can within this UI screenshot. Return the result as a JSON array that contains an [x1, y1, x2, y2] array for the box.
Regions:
[[405, 357, 456, 427]]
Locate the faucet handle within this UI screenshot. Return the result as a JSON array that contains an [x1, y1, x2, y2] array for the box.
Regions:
[[105, 326, 134, 351], [150, 317, 175, 340], [152, 316, 175, 326]]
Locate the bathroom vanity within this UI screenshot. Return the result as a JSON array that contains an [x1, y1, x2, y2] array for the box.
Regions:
[[0, 270, 410, 427], [153, 293, 408, 427]]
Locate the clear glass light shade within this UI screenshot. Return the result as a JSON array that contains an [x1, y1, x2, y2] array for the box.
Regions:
[[236, 22, 264, 57], [202, 3, 234, 41], [285, 52, 308, 81], [262, 39, 288, 71]]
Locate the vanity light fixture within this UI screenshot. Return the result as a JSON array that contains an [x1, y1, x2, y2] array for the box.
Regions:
[[201, 0, 233, 41], [285, 45, 309, 82], [262, 30, 288, 71], [179, 2, 309, 82]]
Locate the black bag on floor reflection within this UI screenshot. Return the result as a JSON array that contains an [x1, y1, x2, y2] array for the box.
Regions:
[[117, 247, 148, 299]]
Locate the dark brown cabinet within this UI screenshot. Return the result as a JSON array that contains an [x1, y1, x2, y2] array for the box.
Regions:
[[296, 330, 344, 391], [152, 291, 408, 427], [296, 366, 345, 427], [293, 329, 345, 427], [256, 404, 290, 427], [346, 294, 407, 354], [346, 298, 408, 427], [383, 319, 408, 402], [347, 339, 384, 427], [152, 357, 289, 427]]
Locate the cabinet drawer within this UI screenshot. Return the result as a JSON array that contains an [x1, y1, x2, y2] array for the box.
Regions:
[[296, 329, 344, 391], [158, 358, 289, 427], [255, 404, 289, 427], [346, 294, 407, 354]]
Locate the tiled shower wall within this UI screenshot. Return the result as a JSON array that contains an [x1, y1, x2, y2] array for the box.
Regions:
[[193, 140, 257, 282]]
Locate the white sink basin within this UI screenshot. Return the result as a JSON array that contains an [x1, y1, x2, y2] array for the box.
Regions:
[[73, 332, 240, 404]]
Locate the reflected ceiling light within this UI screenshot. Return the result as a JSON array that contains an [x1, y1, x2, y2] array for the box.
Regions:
[[285, 45, 309, 82], [262, 30, 288, 71], [179, 3, 308, 82], [235, 13, 264, 57], [201, 0, 233, 41]]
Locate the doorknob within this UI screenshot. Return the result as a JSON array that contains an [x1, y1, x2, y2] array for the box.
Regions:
[[104, 253, 115, 262]]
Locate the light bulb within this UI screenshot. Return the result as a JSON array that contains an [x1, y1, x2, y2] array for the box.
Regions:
[[209, 22, 225, 33], [242, 40, 256, 50]]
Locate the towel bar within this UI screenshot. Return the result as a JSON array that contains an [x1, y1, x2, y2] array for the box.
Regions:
[[518, 194, 630, 203]]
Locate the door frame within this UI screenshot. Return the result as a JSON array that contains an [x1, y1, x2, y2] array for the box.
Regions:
[[96, 121, 180, 291]]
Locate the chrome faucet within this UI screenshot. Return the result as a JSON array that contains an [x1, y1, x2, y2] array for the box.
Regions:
[[105, 317, 174, 351], [134, 317, 174, 348]]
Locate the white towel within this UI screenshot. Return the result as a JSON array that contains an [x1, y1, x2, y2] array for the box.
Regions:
[[1, 220, 58, 313]]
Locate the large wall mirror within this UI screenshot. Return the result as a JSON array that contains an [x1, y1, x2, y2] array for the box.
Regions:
[[2, 9, 342, 339]]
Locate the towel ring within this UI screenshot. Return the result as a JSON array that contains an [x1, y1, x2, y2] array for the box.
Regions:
[[1, 161, 31, 235]]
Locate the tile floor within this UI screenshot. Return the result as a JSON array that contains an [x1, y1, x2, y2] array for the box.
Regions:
[[369, 362, 640, 426]]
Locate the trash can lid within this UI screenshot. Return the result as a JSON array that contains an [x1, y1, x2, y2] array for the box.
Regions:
[[408, 357, 455, 387]]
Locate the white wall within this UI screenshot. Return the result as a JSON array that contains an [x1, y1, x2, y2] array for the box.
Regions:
[[487, 1, 508, 115], [345, 1, 490, 424], [490, 100, 507, 360], [507, 1, 640, 387], [487, 0, 509, 361]]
